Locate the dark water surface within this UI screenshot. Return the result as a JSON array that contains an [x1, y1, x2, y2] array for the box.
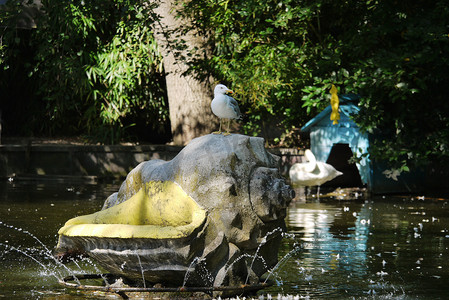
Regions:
[[1, 181, 449, 299]]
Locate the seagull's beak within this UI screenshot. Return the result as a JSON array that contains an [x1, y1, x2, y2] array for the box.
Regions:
[[226, 89, 234, 94]]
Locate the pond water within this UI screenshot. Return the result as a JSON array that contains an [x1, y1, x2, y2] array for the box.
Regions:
[[1, 180, 449, 299]]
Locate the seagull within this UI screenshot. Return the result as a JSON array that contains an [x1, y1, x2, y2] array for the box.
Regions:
[[289, 149, 343, 198], [211, 84, 242, 135]]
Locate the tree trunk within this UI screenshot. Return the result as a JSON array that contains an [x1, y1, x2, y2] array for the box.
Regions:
[[152, 0, 217, 145]]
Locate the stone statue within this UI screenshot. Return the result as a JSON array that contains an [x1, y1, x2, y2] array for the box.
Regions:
[[55, 134, 294, 290]]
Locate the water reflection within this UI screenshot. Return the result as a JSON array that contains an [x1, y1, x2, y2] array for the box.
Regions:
[[267, 196, 449, 298], [1, 181, 449, 299], [288, 201, 371, 278]]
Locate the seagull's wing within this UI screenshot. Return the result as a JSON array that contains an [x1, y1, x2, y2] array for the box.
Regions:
[[226, 95, 242, 118]]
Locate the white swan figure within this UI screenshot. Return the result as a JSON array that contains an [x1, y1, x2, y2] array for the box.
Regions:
[[289, 149, 343, 195]]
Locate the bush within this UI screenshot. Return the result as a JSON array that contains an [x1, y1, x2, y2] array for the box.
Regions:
[[0, 0, 170, 144]]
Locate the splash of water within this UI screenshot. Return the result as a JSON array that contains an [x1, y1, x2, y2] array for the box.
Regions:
[[0, 221, 300, 292], [1, 222, 67, 267], [225, 253, 256, 271], [182, 256, 202, 287], [135, 252, 146, 288], [182, 256, 214, 287], [0, 221, 88, 285], [0, 243, 61, 280], [82, 256, 111, 286], [264, 244, 302, 284], [0, 242, 84, 286], [245, 227, 284, 285]]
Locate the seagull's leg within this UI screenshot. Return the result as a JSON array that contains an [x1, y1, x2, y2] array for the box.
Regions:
[[213, 119, 222, 134], [223, 119, 231, 136], [317, 186, 320, 200]]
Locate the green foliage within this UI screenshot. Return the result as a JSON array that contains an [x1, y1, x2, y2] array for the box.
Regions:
[[179, 0, 316, 141], [331, 0, 449, 170], [84, 6, 168, 143], [0, 0, 169, 143], [2, 0, 449, 169], [180, 0, 449, 169]]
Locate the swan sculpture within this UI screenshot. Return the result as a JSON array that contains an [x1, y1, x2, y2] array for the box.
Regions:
[[289, 149, 343, 197]]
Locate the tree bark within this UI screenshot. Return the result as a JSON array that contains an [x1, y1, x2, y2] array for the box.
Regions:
[[152, 0, 217, 145]]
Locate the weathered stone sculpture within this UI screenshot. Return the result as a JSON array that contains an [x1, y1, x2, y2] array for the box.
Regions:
[[56, 134, 294, 289]]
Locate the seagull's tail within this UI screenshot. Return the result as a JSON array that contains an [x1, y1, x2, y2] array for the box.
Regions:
[[238, 113, 247, 121]]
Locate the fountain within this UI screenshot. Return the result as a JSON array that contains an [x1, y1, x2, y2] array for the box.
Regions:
[[54, 134, 295, 296], [3, 179, 449, 298]]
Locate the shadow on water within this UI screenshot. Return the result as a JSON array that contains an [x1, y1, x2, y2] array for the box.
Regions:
[[2, 181, 449, 299]]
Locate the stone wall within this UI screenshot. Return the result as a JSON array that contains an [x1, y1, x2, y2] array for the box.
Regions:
[[0, 142, 303, 181], [0, 144, 182, 181]]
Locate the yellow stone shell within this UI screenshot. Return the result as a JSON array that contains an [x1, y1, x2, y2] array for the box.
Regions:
[[57, 181, 206, 239]]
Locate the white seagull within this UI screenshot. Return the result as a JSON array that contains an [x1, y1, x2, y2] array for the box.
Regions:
[[289, 149, 343, 197], [211, 84, 242, 135]]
